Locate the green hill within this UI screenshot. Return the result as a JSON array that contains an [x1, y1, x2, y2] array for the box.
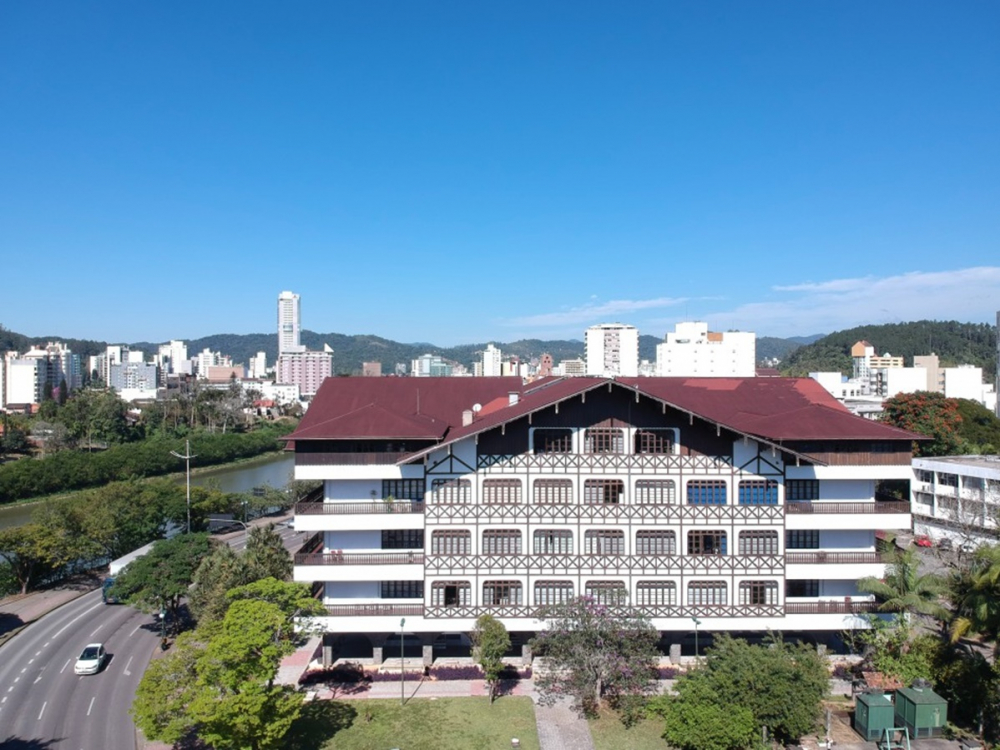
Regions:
[[782, 321, 997, 379]]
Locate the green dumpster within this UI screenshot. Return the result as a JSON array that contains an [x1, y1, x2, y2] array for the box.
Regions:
[[895, 685, 947, 738], [855, 690, 896, 740]]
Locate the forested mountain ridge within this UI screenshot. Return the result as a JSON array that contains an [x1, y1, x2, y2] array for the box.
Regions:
[[782, 321, 997, 379]]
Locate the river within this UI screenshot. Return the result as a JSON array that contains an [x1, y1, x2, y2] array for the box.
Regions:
[[0, 453, 296, 531]]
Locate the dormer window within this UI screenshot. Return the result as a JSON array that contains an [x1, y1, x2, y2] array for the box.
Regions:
[[533, 428, 572, 454], [584, 428, 624, 454], [634, 428, 675, 455]]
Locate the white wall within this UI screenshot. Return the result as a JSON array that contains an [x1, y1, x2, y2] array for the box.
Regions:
[[325, 581, 381, 600], [325, 530, 382, 550], [819, 530, 875, 550], [820, 479, 874, 501]]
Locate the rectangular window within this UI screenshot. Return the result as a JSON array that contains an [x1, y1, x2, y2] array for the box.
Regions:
[[533, 428, 573, 454], [430, 530, 470, 555], [785, 480, 819, 502], [534, 581, 574, 605], [482, 529, 522, 555], [740, 581, 778, 605], [636, 581, 677, 606], [738, 480, 778, 506], [584, 479, 625, 505], [432, 478, 471, 504], [634, 480, 676, 504], [785, 530, 820, 549], [938, 473, 958, 487], [635, 530, 677, 555], [738, 531, 779, 555], [382, 479, 426, 501], [431, 581, 471, 607], [785, 580, 819, 598], [381, 530, 424, 549], [483, 580, 523, 606], [533, 479, 573, 505], [380, 581, 424, 599], [585, 580, 627, 604], [634, 429, 674, 455], [688, 581, 727, 605], [687, 480, 727, 505], [688, 530, 727, 555], [533, 529, 573, 555], [915, 469, 934, 484], [584, 530, 625, 555], [482, 479, 522, 504], [584, 428, 625, 454]]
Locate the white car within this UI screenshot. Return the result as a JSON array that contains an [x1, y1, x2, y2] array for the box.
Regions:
[[74, 643, 106, 675]]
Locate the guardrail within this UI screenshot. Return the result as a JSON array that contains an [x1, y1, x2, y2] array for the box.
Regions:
[[295, 501, 425, 515], [785, 552, 884, 564], [785, 501, 910, 514], [294, 551, 425, 565]]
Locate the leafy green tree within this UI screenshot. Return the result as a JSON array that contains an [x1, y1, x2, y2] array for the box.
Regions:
[[950, 545, 1000, 660], [0, 523, 77, 594], [660, 675, 757, 750], [133, 585, 315, 750], [79, 479, 175, 560], [471, 614, 510, 703], [858, 547, 949, 622], [880, 391, 964, 456], [244, 524, 293, 581], [190, 545, 248, 624], [112, 533, 213, 627], [851, 617, 935, 685], [530, 595, 659, 716], [225, 577, 325, 635]]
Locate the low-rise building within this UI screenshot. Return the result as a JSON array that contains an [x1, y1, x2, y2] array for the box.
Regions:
[[912, 455, 1000, 546]]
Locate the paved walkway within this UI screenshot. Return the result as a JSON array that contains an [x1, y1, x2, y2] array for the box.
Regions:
[[532, 694, 597, 750]]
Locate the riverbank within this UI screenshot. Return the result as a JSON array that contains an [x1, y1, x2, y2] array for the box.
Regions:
[[0, 422, 295, 508], [0, 450, 294, 531]]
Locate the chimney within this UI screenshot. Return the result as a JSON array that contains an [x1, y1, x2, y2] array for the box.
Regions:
[[508, 392, 519, 406], [462, 409, 474, 426]]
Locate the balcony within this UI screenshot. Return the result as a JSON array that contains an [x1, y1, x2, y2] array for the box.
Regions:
[[294, 551, 425, 566], [295, 452, 409, 466], [295, 501, 425, 515], [423, 553, 784, 576], [785, 501, 910, 514], [477, 452, 733, 474], [785, 600, 881, 615], [324, 603, 425, 617], [785, 552, 884, 564]]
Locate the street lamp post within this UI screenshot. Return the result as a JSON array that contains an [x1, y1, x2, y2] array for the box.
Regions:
[[399, 617, 406, 705], [170, 439, 197, 533], [691, 617, 702, 661]]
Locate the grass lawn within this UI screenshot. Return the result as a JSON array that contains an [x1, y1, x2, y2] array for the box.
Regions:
[[285, 696, 541, 750], [589, 705, 667, 750]]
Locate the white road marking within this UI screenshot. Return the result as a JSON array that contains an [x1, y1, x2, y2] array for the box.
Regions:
[[44, 642, 50, 647], [87, 696, 96, 716], [123, 656, 134, 676], [60, 659, 71, 674], [129, 623, 142, 637], [35, 651, 41, 657], [28, 659, 34, 664], [2, 696, 6, 703], [52, 601, 104, 639], [21, 668, 26, 673], [14, 677, 19, 683], [33, 674, 42, 684], [7, 686, 12, 692], [38, 701, 47, 720], [89, 623, 103, 637]]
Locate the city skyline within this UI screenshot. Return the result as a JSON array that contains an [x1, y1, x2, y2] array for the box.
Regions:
[[2, 3, 998, 345]]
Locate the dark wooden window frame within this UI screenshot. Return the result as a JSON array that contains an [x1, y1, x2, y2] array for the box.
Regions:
[[636, 581, 677, 605], [738, 479, 778, 506], [740, 580, 779, 605], [482, 478, 523, 504], [585, 529, 626, 555], [432, 478, 472, 504], [738, 530, 779, 555], [688, 581, 727, 605], [381, 581, 424, 599], [533, 479, 574, 504], [482, 529, 523, 555], [483, 580, 523, 605], [634, 479, 676, 505], [635, 530, 677, 555], [533, 428, 573, 454], [431, 530, 471, 555], [584, 479, 625, 505], [585, 580, 627, 603], [382, 479, 426, 501], [688, 530, 727, 555], [533, 529, 573, 554], [431, 580, 472, 607], [535, 580, 574, 605], [785, 480, 820, 502], [785, 530, 820, 549], [634, 428, 675, 455], [381, 530, 424, 549], [584, 428, 625, 455], [687, 480, 727, 506]]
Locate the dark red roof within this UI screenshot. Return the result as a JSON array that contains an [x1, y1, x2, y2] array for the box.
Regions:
[[287, 375, 922, 447]]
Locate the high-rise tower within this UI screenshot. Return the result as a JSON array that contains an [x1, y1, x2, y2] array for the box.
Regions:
[[278, 291, 305, 355]]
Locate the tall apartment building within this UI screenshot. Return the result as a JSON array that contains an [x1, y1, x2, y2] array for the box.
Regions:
[[278, 291, 305, 354], [411, 354, 452, 378], [276, 349, 332, 397], [482, 344, 503, 377], [157, 340, 189, 375], [585, 323, 639, 377], [288, 376, 916, 663], [655, 322, 756, 377], [3, 354, 44, 406]]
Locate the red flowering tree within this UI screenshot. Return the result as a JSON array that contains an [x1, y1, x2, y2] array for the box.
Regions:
[[881, 391, 964, 456], [530, 595, 659, 717]]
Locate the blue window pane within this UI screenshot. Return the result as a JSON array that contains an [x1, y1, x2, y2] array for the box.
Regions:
[[687, 483, 727, 505], [738, 481, 778, 506]]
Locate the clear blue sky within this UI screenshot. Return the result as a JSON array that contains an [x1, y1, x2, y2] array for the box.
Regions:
[[2, 2, 998, 346]]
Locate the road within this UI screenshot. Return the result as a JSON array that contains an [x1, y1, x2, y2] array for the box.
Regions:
[[0, 521, 309, 750]]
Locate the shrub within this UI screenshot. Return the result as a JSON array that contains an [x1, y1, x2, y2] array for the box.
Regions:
[[370, 669, 424, 682]]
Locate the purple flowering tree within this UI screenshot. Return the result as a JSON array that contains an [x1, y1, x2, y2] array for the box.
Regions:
[[530, 595, 659, 717]]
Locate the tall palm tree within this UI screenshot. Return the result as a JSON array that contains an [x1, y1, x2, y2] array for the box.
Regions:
[[949, 545, 1000, 659], [858, 547, 949, 622]]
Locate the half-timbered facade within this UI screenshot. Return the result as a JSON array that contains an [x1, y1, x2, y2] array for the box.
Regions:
[[288, 376, 917, 649]]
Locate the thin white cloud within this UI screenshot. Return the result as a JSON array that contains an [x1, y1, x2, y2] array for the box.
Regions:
[[705, 267, 1000, 338], [506, 297, 689, 328]]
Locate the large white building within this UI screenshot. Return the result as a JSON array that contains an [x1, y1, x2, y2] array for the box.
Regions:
[[585, 323, 639, 377], [482, 344, 503, 378], [655, 322, 756, 377], [912, 455, 1000, 546], [278, 291, 305, 354], [288, 375, 915, 664]]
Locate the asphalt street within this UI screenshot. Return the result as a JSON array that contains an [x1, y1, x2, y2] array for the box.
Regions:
[[0, 520, 309, 750]]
